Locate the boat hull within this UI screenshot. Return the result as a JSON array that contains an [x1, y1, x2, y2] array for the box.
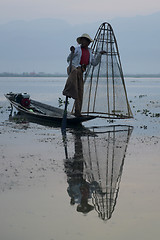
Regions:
[[5, 93, 96, 126]]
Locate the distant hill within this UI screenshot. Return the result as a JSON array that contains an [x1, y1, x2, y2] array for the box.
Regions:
[[0, 12, 160, 74]]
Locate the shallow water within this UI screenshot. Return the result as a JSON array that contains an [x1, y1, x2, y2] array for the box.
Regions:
[[0, 77, 160, 240]]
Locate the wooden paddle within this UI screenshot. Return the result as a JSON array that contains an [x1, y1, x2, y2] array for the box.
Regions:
[[61, 49, 74, 135]]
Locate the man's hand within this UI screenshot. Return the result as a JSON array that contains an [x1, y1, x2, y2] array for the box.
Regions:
[[81, 64, 86, 72], [70, 46, 75, 53], [100, 50, 107, 54]]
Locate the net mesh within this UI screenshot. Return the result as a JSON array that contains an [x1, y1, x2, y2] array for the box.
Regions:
[[78, 22, 132, 118], [82, 125, 133, 220]]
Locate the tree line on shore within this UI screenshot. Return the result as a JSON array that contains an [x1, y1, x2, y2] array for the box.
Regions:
[[0, 72, 160, 78]]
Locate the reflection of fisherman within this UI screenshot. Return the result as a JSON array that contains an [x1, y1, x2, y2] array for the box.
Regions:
[[77, 181, 94, 214], [64, 134, 94, 214]]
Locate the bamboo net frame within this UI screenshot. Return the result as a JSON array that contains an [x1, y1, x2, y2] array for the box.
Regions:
[[73, 22, 133, 119]]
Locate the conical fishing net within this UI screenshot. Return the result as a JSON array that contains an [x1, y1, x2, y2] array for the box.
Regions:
[[76, 22, 133, 118]]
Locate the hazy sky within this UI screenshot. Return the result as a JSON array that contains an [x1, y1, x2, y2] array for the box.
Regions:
[[1, 0, 160, 74], [1, 0, 160, 24]]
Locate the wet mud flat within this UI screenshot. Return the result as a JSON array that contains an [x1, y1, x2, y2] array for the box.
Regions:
[[0, 77, 160, 240]]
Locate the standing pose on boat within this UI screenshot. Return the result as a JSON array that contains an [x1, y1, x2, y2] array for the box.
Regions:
[[63, 33, 106, 117]]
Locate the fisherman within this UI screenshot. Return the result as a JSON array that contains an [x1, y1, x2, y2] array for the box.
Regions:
[[63, 33, 106, 117]]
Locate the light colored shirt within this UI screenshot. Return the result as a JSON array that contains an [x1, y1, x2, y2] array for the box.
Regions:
[[67, 46, 101, 68]]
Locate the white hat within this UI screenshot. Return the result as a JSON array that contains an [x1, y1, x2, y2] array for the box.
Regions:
[[77, 33, 93, 44]]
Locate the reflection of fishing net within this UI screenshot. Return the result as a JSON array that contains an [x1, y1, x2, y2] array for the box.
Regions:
[[82, 125, 133, 220], [81, 22, 133, 118], [64, 125, 133, 220]]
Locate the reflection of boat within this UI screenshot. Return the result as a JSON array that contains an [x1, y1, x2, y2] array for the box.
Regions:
[[5, 92, 96, 126], [64, 125, 133, 220]]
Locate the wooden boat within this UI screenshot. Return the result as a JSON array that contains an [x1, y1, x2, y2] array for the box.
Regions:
[[5, 92, 96, 126]]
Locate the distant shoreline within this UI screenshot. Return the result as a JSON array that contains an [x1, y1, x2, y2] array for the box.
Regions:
[[0, 73, 160, 78], [0, 73, 67, 78]]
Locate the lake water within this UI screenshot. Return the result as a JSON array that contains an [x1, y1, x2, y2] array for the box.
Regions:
[[0, 77, 160, 240]]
